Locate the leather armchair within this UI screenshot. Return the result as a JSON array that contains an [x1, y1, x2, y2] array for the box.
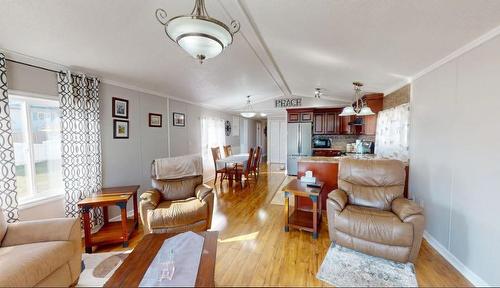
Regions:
[[327, 158, 424, 263], [0, 211, 82, 287], [140, 175, 214, 234]]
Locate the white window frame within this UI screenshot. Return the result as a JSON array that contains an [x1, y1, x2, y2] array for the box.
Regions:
[[9, 91, 64, 206]]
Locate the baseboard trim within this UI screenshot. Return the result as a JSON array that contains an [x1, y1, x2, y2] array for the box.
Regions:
[[423, 231, 489, 287]]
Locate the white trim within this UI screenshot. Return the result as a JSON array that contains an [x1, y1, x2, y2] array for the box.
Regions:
[[423, 231, 489, 287], [18, 194, 64, 210], [411, 24, 500, 81]]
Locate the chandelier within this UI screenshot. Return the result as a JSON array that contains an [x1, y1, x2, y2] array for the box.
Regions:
[[240, 95, 256, 118], [339, 82, 375, 117], [155, 0, 241, 63]]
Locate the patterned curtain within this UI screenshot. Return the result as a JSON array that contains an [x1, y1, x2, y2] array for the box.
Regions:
[[375, 103, 410, 161], [58, 71, 103, 229], [0, 53, 19, 223]]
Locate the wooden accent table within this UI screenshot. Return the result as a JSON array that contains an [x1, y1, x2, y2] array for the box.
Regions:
[[104, 231, 218, 287], [282, 179, 325, 239], [77, 185, 139, 253]]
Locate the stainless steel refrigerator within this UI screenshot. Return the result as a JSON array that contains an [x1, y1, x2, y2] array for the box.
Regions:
[[287, 122, 312, 175]]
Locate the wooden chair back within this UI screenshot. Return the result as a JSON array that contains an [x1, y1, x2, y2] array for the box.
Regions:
[[254, 146, 262, 170], [211, 147, 222, 168], [223, 145, 232, 157], [246, 147, 254, 172]]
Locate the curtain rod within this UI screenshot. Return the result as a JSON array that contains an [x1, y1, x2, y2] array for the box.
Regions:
[[5, 58, 95, 79]]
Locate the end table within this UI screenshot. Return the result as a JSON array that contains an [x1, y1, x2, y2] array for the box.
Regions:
[[77, 185, 140, 253], [282, 179, 324, 239]]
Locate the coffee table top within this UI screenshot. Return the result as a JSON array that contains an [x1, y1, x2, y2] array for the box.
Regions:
[[104, 231, 218, 287], [282, 178, 325, 197]]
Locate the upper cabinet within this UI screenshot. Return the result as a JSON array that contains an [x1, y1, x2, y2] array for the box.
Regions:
[[287, 109, 313, 123], [287, 93, 384, 135]]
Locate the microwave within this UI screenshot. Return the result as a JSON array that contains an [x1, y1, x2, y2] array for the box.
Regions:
[[313, 138, 331, 149]]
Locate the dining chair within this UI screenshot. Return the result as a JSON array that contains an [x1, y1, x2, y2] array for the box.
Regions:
[[211, 146, 227, 184], [223, 145, 232, 157], [252, 146, 262, 178], [234, 147, 255, 187]]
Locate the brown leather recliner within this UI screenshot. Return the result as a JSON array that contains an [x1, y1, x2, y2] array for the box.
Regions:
[[140, 174, 214, 234], [327, 158, 424, 263]]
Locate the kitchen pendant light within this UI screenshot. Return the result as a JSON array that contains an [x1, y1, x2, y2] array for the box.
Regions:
[[339, 82, 375, 117], [240, 95, 256, 118], [155, 0, 240, 63]]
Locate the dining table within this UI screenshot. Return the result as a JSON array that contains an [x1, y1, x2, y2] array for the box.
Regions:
[[216, 153, 249, 185]]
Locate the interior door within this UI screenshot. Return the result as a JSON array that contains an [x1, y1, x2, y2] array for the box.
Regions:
[[269, 120, 281, 163], [279, 120, 287, 163]]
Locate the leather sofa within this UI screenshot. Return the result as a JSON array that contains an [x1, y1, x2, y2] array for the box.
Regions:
[[327, 158, 425, 263], [140, 175, 214, 234], [0, 210, 82, 287]]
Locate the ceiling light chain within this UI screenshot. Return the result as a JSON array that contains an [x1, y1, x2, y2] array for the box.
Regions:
[[155, 0, 240, 64]]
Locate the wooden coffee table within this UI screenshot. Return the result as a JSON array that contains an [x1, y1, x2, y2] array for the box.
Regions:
[[282, 179, 325, 239], [104, 231, 218, 287]]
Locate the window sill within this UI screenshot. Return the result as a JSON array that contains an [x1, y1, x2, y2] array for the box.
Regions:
[[18, 194, 64, 210]]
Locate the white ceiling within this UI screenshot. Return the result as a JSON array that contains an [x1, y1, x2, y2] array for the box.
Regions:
[[1, 0, 500, 112]]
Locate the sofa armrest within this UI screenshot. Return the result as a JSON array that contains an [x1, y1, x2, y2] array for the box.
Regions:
[[2, 217, 80, 247], [195, 184, 214, 229], [327, 189, 348, 212], [140, 189, 161, 209], [195, 184, 213, 201], [392, 198, 423, 221]]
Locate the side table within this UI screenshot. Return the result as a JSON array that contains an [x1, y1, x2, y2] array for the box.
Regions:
[[282, 179, 324, 239], [77, 185, 140, 253]]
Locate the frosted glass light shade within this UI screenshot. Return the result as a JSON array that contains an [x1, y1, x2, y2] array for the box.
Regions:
[[339, 106, 356, 116], [167, 16, 233, 60], [240, 112, 256, 118], [357, 106, 375, 116], [260, 113, 267, 117]]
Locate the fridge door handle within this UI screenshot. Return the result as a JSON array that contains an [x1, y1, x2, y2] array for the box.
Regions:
[[298, 124, 302, 155]]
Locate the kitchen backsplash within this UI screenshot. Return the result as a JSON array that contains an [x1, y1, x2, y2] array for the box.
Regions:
[[313, 134, 376, 151]]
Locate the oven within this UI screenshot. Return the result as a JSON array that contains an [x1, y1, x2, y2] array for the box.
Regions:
[[313, 138, 331, 149]]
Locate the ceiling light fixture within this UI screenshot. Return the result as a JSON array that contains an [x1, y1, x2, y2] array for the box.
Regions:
[[260, 113, 267, 117], [240, 95, 256, 118], [155, 0, 241, 64], [339, 82, 375, 117]]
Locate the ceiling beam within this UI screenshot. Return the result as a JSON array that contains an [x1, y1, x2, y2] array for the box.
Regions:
[[217, 0, 292, 97]]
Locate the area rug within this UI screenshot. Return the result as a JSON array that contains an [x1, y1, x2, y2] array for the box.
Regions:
[[269, 175, 296, 206], [316, 243, 418, 287], [77, 250, 132, 287]]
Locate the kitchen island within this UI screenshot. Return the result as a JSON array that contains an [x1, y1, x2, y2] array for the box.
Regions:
[[296, 155, 409, 210]]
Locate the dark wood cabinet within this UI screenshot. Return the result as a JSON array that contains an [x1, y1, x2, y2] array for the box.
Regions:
[[287, 109, 313, 123], [313, 110, 340, 135], [360, 93, 384, 135]]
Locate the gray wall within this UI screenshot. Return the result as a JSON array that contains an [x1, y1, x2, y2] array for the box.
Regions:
[[6, 57, 261, 220], [168, 99, 247, 157], [410, 34, 500, 286]]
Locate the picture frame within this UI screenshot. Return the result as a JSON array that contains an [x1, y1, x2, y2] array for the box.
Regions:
[[112, 97, 129, 119], [149, 113, 162, 128], [173, 112, 185, 127], [113, 119, 129, 139]]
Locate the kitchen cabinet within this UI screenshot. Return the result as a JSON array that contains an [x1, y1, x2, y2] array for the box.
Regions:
[[287, 109, 313, 123], [313, 110, 340, 135], [360, 93, 384, 135]]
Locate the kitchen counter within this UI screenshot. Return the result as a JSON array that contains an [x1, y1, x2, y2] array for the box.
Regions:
[[299, 154, 409, 165]]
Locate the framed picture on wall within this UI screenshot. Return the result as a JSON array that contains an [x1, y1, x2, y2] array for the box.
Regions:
[[149, 113, 162, 128], [112, 97, 129, 118], [113, 119, 129, 139], [173, 112, 185, 127]]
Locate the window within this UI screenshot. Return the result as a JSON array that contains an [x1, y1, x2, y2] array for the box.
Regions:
[[200, 117, 226, 180], [9, 95, 64, 203], [375, 103, 410, 161]]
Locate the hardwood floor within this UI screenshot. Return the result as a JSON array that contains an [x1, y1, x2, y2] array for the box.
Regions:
[[94, 164, 471, 287]]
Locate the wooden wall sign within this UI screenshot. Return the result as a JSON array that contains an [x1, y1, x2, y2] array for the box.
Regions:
[[275, 98, 302, 108]]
